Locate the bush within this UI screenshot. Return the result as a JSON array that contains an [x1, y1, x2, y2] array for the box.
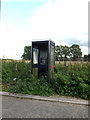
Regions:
[[2, 60, 90, 99], [51, 62, 90, 99], [2, 61, 31, 84], [2, 60, 54, 96], [8, 76, 55, 96]]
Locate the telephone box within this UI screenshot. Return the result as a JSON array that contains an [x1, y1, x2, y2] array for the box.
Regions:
[[31, 40, 55, 83]]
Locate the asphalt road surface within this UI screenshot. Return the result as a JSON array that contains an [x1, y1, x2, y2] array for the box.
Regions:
[[1, 96, 89, 118]]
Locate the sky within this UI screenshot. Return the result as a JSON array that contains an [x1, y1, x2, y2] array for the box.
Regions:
[[0, 0, 89, 59]]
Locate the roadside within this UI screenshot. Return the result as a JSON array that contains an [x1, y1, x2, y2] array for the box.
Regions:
[[0, 91, 89, 105], [2, 95, 89, 118]]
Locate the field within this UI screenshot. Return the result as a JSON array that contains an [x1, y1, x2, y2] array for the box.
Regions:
[[1, 59, 90, 100], [1, 59, 88, 64]]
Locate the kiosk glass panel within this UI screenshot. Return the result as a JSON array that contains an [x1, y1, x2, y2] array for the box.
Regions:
[[51, 45, 54, 79], [33, 48, 39, 64]]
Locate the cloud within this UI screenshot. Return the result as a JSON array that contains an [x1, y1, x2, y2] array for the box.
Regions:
[[0, 0, 88, 59], [2, 0, 48, 2], [64, 33, 88, 46], [80, 46, 88, 56], [28, 0, 88, 55], [0, 23, 32, 59]]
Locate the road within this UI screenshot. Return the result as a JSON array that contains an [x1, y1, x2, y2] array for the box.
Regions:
[[1, 96, 89, 118]]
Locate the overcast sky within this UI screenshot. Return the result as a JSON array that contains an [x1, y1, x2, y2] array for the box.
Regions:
[[0, 0, 89, 59]]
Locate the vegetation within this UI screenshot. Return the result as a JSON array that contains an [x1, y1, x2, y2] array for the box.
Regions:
[[84, 54, 90, 61], [21, 46, 31, 60], [55, 44, 82, 61], [2, 60, 54, 96], [52, 62, 90, 99], [22, 44, 83, 61], [2, 60, 90, 100]]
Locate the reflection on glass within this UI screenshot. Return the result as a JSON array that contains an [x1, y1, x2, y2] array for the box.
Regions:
[[33, 48, 38, 64], [51, 45, 54, 66]]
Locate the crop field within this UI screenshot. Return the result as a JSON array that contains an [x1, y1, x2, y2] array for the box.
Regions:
[[1, 59, 30, 63], [1, 59, 90, 100], [1, 59, 88, 64]]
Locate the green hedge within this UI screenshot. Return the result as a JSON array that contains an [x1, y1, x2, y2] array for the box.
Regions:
[[51, 62, 90, 99], [2, 60, 90, 99]]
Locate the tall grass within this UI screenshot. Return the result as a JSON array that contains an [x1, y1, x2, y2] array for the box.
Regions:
[[2, 60, 90, 99], [52, 62, 89, 99]]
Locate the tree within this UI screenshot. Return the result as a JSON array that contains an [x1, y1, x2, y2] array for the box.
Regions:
[[70, 44, 82, 61], [88, 54, 90, 62], [21, 46, 31, 60], [55, 45, 60, 61], [62, 45, 70, 61], [55, 45, 64, 61], [84, 55, 88, 61]]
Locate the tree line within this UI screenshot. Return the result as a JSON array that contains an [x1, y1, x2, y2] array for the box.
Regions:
[[21, 44, 90, 61], [55, 44, 82, 61]]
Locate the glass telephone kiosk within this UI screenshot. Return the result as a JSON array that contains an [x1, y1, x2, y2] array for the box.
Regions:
[[31, 40, 55, 83]]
